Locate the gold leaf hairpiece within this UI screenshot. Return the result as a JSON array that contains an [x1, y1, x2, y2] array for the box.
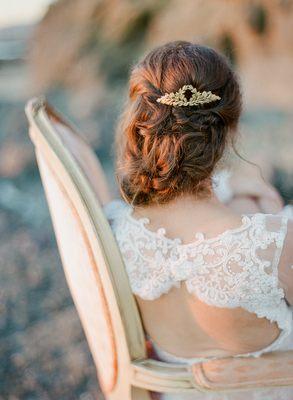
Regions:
[[156, 84, 221, 107]]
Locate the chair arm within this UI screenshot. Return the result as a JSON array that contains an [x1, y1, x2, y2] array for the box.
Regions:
[[131, 351, 293, 393], [131, 358, 205, 393], [192, 350, 293, 391]]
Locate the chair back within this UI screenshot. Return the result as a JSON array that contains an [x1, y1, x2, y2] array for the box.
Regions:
[[25, 97, 147, 396]]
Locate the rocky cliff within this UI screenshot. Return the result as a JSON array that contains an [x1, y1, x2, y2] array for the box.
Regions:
[[29, 0, 293, 110]]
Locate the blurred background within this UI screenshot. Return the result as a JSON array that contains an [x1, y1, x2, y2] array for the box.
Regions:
[[0, 0, 292, 399]]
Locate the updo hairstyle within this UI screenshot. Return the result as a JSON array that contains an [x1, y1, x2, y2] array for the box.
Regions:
[[115, 41, 242, 206]]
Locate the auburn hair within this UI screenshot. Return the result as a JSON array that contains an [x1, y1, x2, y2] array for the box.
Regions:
[[115, 41, 242, 206]]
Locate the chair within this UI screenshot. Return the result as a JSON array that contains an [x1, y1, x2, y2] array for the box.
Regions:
[[25, 96, 293, 400]]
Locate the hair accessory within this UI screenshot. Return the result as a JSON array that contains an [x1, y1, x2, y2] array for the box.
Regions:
[[156, 84, 221, 107]]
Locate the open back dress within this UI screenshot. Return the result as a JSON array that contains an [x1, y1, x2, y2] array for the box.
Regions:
[[103, 198, 293, 400]]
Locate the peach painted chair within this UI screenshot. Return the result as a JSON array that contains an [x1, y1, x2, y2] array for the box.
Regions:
[[25, 97, 293, 400]]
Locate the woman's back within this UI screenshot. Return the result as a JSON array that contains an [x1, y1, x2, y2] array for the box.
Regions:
[[104, 195, 293, 363]]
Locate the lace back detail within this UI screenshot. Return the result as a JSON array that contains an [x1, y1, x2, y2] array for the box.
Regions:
[[103, 199, 292, 353]]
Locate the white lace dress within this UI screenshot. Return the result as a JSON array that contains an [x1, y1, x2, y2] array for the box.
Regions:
[[103, 198, 293, 400]]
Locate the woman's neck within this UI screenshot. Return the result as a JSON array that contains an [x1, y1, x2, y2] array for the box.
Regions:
[[133, 191, 234, 223], [131, 190, 242, 242]]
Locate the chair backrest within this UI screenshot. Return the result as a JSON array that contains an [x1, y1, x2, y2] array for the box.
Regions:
[[25, 97, 147, 395]]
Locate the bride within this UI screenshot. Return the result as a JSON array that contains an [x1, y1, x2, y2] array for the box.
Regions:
[[98, 41, 292, 399]]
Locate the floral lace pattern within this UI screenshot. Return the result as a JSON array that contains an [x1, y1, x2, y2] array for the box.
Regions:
[[103, 199, 292, 355]]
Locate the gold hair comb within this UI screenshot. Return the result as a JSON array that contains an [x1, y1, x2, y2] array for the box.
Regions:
[[156, 84, 221, 107]]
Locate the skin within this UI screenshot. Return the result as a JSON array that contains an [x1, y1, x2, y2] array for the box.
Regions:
[[227, 155, 284, 214]]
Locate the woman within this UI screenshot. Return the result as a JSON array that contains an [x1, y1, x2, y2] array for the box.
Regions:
[[100, 41, 293, 399]]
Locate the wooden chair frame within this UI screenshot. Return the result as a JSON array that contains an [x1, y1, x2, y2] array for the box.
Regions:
[[25, 96, 293, 399]]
